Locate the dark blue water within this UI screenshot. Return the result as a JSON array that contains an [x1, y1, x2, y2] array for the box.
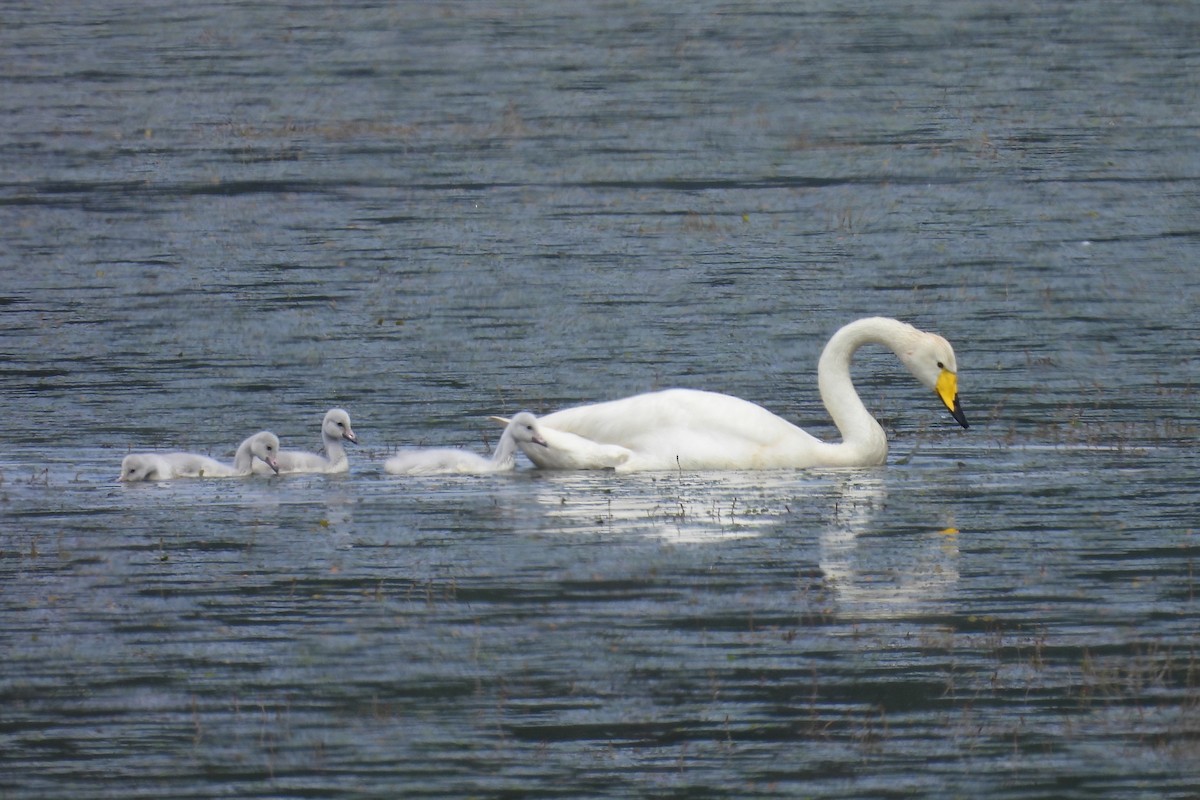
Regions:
[[2, 2, 1198, 797]]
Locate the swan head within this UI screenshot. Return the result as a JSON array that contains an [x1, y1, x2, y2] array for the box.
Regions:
[[491, 413, 549, 448], [323, 408, 358, 444], [897, 331, 970, 429], [119, 453, 164, 482], [250, 431, 282, 473]]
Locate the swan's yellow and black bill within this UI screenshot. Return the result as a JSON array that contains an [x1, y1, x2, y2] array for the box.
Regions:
[[936, 369, 970, 429]]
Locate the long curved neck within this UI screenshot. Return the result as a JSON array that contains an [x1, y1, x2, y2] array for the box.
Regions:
[[490, 430, 519, 469], [322, 430, 347, 466], [816, 317, 918, 466], [232, 438, 257, 474]]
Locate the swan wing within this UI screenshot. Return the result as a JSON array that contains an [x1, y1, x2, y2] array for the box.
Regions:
[[264, 449, 343, 475], [520, 426, 634, 470], [384, 449, 508, 476], [538, 389, 822, 470], [162, 452, 238, 478]]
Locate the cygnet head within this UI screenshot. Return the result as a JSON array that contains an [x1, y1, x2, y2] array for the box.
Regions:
[[323, 408, 357, 444], [507, 412, 549, 448], [250, 431, 281, 473], [119, 453, 164, 482], [897, 330, 969, 429]]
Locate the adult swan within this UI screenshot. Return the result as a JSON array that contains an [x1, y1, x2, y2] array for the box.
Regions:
[[519, 317, 969, 472]]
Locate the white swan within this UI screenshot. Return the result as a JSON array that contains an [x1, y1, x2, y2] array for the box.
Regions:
[[384, 411, 547, 475], [117, 453, 177, 482], [516, 317, 969, 472], [119, 431, 281, 481], [487, 414, 635, 470], [253, 408, 357, 475]]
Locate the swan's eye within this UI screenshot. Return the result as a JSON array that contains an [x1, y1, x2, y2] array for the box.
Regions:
[[937, 361, 945, 369]]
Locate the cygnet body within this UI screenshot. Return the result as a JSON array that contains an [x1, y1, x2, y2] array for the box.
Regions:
[[119, 431, 280, 481], [254, 408, 357, 475], [384, 412, 547, 475]]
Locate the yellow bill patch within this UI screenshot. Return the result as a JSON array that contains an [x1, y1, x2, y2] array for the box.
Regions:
[[936, 368, 958, 412]]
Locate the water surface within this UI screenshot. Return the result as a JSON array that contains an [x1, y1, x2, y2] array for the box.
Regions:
[[2, 2, 1198, 798]]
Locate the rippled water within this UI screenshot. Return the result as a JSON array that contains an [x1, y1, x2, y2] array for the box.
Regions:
[[2, 2, 1199, 798]]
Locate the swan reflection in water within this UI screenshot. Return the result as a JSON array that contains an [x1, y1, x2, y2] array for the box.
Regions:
[[528, 471, 790, 544], [818, 473, 960, 619], [521, 470, 960, 616]]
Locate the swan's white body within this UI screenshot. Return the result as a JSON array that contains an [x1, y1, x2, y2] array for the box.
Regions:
[[120, 431, 281, 481], [254, 408, 357, 475], [384, 412, 547, 475], [520, 317, 968, 472]]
